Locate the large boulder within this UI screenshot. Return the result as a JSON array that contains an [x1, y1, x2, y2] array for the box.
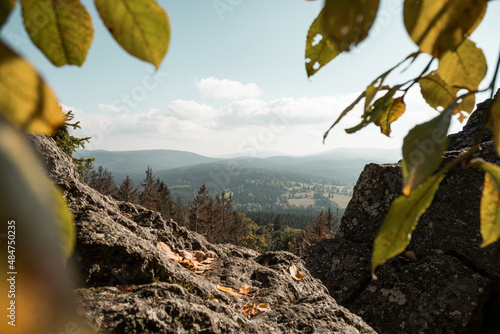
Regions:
[[305, 95, 500, 334], [31, 135, 376, 334]]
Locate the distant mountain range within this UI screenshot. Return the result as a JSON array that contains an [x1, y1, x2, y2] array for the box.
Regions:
[[76, 147, 400, 210]]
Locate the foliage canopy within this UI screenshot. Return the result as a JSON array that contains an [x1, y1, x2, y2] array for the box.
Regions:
[[306, 0, 500, 277]]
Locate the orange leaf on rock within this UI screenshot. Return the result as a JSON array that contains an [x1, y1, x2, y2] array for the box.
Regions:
[[239, 284, 251, 295], [242, 303, 272, 318], [289, 261, 304, 281], [116, 285, 132, 292], [216, 285, 246, 297], [156, 242, 182, 262]]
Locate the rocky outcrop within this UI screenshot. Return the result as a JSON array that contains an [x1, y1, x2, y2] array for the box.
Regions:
[[31, 135, 376, 333], [305, 95, 500, 334]]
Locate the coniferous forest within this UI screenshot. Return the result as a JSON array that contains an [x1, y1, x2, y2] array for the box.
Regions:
[[86, 164, 344, 255]]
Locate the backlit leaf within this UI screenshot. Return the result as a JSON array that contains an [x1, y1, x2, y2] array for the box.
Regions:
[[419, 71, 475, 121], [439, 39, 487, 91], [323, 0, 380, 52], [305, 7, 341, 78], [403, 0, 487, 57], [20, 0, 94, 66], [95, 0, 170, 69], [345, 85, 401, 134], [0, 0, 16, 28], [489, 97, 500, 157], [402, 106, 451, 196], [372, 173, 443, 277], [374, 97, 406, 136], [469, 160, 500, 247], [0, 41, 64, 134]]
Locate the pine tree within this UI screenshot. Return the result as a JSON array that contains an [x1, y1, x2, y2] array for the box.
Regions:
[[191, 184, 213, 235], [156, 179, 176, 220], [88, 165, 117, 197], [118, 175, 140, 203], [141, 166, 157, 210]]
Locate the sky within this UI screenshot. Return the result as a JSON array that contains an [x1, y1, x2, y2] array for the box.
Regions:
[[1, 0, 500, 157]]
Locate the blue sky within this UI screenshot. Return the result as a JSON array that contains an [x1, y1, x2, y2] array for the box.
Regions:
[[2, 0, 500, 157]]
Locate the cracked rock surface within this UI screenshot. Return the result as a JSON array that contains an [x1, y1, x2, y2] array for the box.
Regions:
[[31, 135, 376, 334], [305, 96, 500, 333]]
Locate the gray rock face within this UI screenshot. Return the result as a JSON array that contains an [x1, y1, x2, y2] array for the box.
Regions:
[[305, 97, 500, 334], [31, 135, 376, 334]]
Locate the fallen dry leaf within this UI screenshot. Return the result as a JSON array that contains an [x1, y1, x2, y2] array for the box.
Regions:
[[239, 284, 251, 295], [216, 285, 246, 297], [157, 242, 183, 262], [289, 261, 304, 281], [116, 285, 132, 292], [242, 303, 271, 318], [157, 242, 216, 274]]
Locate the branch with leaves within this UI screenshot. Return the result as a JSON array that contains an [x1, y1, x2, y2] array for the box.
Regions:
[[305, 0, 500, 278], [0, 1, 171, 332]]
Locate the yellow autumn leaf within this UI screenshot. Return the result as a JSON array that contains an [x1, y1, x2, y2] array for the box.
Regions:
[[322, 0, 380, 52], [95, 0, 170, 69], [0, 41, 64, 135], [419, 71, 475, 121], [374, 97, 406, 137], [21, 0, 94, 66], [305, 7, 341, 78], [403, 0, 487, 57], [469, 159, 500, 247], [489, 96, 500, 157]]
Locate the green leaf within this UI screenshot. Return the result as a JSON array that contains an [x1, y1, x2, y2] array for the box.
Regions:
[[0, 41, 65, 135], [20, 0, 94, 67], [372, 173, 443, 277], [345, 85, 401, 134], [489, 97, 500, 157], [439, 39, 487, 91], [323, 0, 380, 52], [469, 160, 500, 247], [0, 0, 16, 28], [374, 97, 406, 137], [305, 7, 341, 78], [402, 106, 451, 196], [419, 71, 475, 122], [95, 0, 170, 69], [403, 0, 487, 57]]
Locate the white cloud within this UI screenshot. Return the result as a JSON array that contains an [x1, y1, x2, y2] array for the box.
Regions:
[[66, 89, 469, 156], [167, 100, 217, 121], [98, 103, 119, 113], [196, 77, 263, 99]]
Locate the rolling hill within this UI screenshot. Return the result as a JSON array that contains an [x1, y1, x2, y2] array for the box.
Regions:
[[76, 147, 400, 211]]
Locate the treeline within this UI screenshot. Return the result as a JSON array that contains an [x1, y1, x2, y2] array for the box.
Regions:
[[245, 206, 345, 230], [86, 165, 341, 255]]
